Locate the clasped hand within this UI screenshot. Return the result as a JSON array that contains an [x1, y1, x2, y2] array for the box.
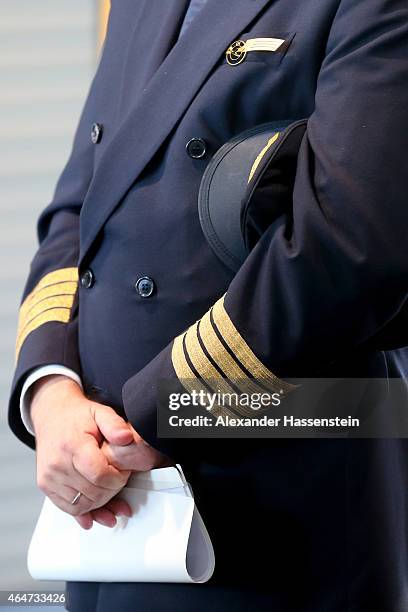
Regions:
[[30, 375, 170, 530]]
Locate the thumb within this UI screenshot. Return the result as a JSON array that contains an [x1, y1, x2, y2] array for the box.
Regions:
[[93, 405, 134, 446]]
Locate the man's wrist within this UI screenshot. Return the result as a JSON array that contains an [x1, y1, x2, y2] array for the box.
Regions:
[[30, 375, 83, 432], [20, 366, 83, 436]]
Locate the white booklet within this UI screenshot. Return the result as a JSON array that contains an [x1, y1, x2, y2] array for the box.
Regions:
[[27, 465, 215, 583]]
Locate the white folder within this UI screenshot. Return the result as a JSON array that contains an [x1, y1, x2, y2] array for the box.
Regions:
[[27, 465, 215, 583]]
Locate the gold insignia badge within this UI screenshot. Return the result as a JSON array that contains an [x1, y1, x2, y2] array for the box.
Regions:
[[226, 40, 247, 65], [226, 37, 286, 65]]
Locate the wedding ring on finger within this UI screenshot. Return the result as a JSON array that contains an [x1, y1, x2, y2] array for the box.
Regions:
[[71, 491, 82, 505]]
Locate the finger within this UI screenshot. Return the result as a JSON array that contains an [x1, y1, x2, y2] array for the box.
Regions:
[[101, 438, 163, 471], [68, 458, 123, 503], [57, 482, 118, 517], [90, 507, 118, 528], [75, 513, 94, 530], [100, 439, 118, 464], [92, 405, 134, 446], [100, 439, 141, 470], [48, 489, 129, 529], [72, 438, 130, 489], [56, 484, 97, 508], [104, 497, 133, 518], [60, 470, 132, 514], [90, 497, 133, 528], [38, 451, 125, 508], [47, 490, 94, 517]]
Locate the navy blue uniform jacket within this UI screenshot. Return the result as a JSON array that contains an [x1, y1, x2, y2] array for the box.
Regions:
[[8, 0, 408, 610]]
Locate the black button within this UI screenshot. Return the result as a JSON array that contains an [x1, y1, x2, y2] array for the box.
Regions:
[[80, 269, 94, 289], [186, 137, 207, 159], [135, 276, 155, 298], [91, 123, 103, 144]]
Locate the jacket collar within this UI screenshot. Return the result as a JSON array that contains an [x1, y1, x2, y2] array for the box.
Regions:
[[79, 0, 272, 264]]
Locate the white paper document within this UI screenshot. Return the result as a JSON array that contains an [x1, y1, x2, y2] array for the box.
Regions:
[[27, 465, 215, 583]]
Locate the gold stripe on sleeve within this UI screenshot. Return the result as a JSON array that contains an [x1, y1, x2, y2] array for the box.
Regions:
[[171, 295, 297, 418], [198, 308, 277, 401], [18, 280, 78, 322], [15, 268, 78, 360], [171, 329, 242, 418], [17, 294, 75, 338], [25, 267, 78, 297], [172, 333, 196, 381], [212, 295, 295, 393], [184, 322, 236, 397], [15, 307, 72, 360]]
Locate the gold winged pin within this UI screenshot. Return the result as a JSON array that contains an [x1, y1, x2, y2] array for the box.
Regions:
[[226, 37, 286, 65]]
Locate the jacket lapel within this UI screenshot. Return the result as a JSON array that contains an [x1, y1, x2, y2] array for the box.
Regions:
[[118, 0, 191, 104], [79, 0, 272, 264]]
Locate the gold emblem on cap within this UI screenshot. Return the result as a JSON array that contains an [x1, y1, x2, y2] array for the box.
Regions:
[[226, 37, 286, 66]]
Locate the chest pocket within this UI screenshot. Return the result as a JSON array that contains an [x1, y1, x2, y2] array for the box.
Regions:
[[222, 31, 296, 68]]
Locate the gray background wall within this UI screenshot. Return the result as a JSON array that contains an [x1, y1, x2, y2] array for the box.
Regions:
[[0, 0, 97, 591]]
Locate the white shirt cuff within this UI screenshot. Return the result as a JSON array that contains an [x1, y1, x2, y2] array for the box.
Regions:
[[20, 365, 83, 436]]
